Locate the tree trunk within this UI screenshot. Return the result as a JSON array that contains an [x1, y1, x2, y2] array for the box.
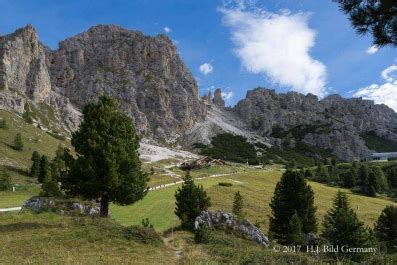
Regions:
[[100, 195, 109, 217]]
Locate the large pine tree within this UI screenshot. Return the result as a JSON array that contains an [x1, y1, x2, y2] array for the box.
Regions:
[[374, 205, 397, 253], [61, 96, 149, 217], [269, 170, 317, 244], [322, 191, 372, 261]]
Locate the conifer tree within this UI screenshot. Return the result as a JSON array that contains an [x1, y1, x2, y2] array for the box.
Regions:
[[232, 191, 244, 221], [269, 170, 317, 244], [322, 191, 372, 261], [342, 167, 357, 188], [38, 155, 51, 184], [287, 211, 303, 245], [61, 96, 149, 217], [358, 164, 369, 193], [374, 205, 397, 253], [30, 151, 41, 178], [175, 172, 211, 230], [0, 170, 12, 191], [13, 133, 23, 151]]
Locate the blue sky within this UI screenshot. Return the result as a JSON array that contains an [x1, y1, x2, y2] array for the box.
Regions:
[[0, 0, 396, 109]]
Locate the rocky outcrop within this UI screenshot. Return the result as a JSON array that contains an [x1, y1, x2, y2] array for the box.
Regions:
[[212, 88, 225, 108], [233, 88, 397, 160], [48, 24, 206, 139], [0, 24, 206, 139], [194, 210, 270, 246], [22, 197, 100, 216]]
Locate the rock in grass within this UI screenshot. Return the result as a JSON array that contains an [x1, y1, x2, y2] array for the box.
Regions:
[[194, 210, 270, 246]]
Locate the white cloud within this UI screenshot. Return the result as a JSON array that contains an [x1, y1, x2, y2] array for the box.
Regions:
[[199, 63, 214, 75], [366, 45, 379, 55], [221, 91, 234, 100], [164, 27, 171, 33], [220, 4, 327, 97], [353, 64, 397, 111]]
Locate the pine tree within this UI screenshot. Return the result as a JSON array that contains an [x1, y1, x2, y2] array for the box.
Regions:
[[30, 151, 41, 178], [322, 191, 372, 261], [38, 155, 51, 184], [269, 170, 317, 244], [367, 170, 380, 197], [387, 167, 397, 189], [13, 133, 23, 151], [232, 191, 244, 221], [342, 167, 357, 188], [372, 166, 389, 192], [287, 211, 303, 245], [61, 96, 149, 217], [0, 170, 12, 191], [358, 164, 369, 193], [333, 0, 397, 47], [374, 205, 397, 253], [175, 173, 211, 230]]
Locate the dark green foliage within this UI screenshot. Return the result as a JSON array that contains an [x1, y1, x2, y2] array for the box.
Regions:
[[40, 179, 62, 197], [193, 133, 259, 165], [61, 96, 149, 217], [374, 206, 397, 253], [22, 110, 33, 124], [368, 170, 380, 197], [0, 170, 12, 191], [322, 191, 373, 261], [269, 170, 317, 244], [0, 119, 7, 129], [304, 168, 314, 179], [195, 222, 212, 244], [38, 155, 50, 184], [141, 218, 153, 228], [372, 166, 390, 192], [124, 226, 162, 245], [358, 164, 369, 193], [361, 131, 397, 152], [150, 166, 155, 175], [287, 159, 297, 170], [342, 167, 357, 188], [30, 151, 41, 178], [232, 191, 245, 221], [386, 167, 397, 189], [287, 211, 303, 245], [334, 0, 397, 47], [13, 133, 24, 151], [218, 182, 233, 187], [175, 173, 211, 230]]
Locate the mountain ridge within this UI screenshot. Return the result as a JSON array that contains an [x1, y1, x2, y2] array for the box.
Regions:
[[1, 24, 397, 161]]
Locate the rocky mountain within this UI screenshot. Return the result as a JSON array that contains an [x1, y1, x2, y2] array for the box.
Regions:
[[0, 24, 206, 139], [232, 88, 397, 161], [1, 24, 396, 162]]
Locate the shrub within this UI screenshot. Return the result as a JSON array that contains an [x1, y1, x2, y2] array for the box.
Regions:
[[13, 133, 24, 151], [232, 191, 245, 221], [0, 119, 7, 129], [0, 170, 12, 191], [194, 222, 211, 244], [374, 205, 397, 253], [124, 226, 162, 245], [141, 218, 154, 228], [218, 182, 233, 187], [40, 179, 62, 197]]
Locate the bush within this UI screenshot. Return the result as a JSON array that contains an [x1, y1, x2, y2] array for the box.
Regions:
[[124, 226, 162, 245], [0, 170, 12, 191], [13, 133, 24, 151], [141, 218, 154, 228], [0, 119, 8, 129], [40, 179, 62, 197], [218, 182, 233, 187], [194, 222, 212, 244], [374, 205, 397, 253]]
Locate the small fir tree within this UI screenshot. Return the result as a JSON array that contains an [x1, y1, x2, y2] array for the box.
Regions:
[[38, 155, 51, 184], [30, 151, 41, 178], [269, 170, 317, 244], [175, 172, 211, 230], [13, 133, 24, 151], [374, 205, 397, 253], [232, 191, 245, 221], [0, 170, 12, 191]]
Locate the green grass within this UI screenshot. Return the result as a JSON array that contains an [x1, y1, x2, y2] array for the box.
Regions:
[[0, 212, 175, 264], [0, 110, 71, 168], [111, 169, 396, 232], [0, 185, 40, 208]]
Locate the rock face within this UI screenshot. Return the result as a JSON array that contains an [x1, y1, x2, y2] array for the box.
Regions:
[[0, 24, 206, 139], [22, 197, 100, 216], [212, 88, 225, 108], [233, 88, 397, 160], [194, 210, 270, 246]]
